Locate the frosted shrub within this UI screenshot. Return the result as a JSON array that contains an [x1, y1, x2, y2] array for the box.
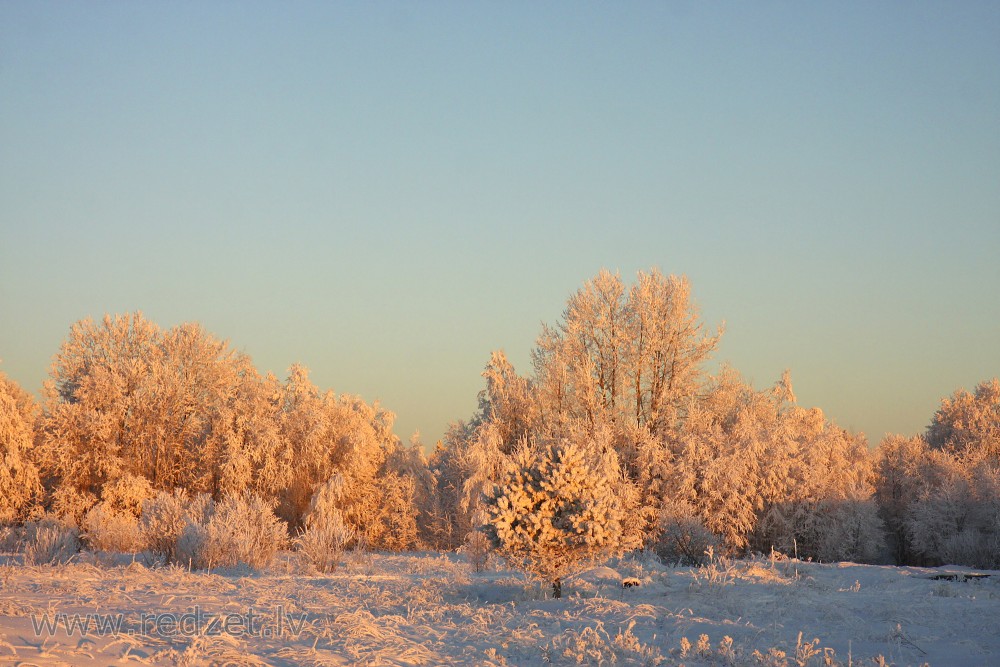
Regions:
[[294, 476, 356, 572], [654, 502, 719, 566], [295, 509, 354, 573], [483, 440, 626, 598], [49, 485, 97, 526], [82, 503, 146, 553], [175, 521, 210, 570], [0, 524, 18, 552], [461, 529, 492, 572], [201, 493, 288, 570], [23, 515, 80, 565], [100, 474, 154, 517], [141, 490, 214, 564]]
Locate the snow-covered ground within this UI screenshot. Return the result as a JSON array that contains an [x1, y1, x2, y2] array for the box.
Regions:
[[0, 551, 997, 666]]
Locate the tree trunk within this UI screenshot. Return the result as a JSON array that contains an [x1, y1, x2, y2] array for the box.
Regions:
[[552, 577, 562, 599]]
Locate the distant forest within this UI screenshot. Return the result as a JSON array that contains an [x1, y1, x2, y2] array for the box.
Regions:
[[2, 269, 998, 569]]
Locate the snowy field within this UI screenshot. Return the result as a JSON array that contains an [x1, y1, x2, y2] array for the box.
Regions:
[[0, 552, 997, 666]]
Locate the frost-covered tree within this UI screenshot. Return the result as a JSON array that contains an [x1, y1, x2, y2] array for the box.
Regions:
[[479, 350, 536, 452], [383, 433, 436, 548], [37, 313, 291, 504], [426, 421, 478, 549], [532, 269, 722, 435], [904, 449, 1000, 568], [661, 367, 879, 559], [437, 269, 722, 553], [868, 379, 1000, 567], [277, 364, 397, 530], [483, 439, 627, 598], [873, 434, 930, 564], [927, 378, 1000, 462], [0, 371, 42, 523], [669, 369, 788, 551]]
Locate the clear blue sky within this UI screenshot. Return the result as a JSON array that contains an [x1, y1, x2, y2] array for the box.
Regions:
[[2, 2, 998, 447]]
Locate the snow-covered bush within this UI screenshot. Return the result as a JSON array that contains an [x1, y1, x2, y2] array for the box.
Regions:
[[140, 490, 214, 564], [654, 501, 719, 566], [175, 520, 210, 570], [461, 529, 492, 572], [23, 515, 80, 565], [100, 474, 154, 517], [483, 440, 627, 598], [200, 493, 288, 570], [295, 511, 354, 573], [295, 478, 355, 572], [82, 503, 145, 553], [49, 485, 98, 526]]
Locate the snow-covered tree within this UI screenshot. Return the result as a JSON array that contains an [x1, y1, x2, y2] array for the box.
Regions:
[[0, 371, 42, 523], [478, 350, 536, 451], [873, 434, 930, 564], [37, 313, 291, 504], [483, 439, 627, 598], [927, 378, 1000, 462], [904, 448, 1000, 568], [668, 369, 785, 551], [531, 269, 721, 436], [869, 380, 1000, 567], [277, 365, 397, 530]]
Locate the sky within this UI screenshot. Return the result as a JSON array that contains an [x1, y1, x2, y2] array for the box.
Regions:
[[2, 2, 999, 448]]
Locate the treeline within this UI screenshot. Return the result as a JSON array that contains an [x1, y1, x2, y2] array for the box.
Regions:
[[1, 269, 998, 569], [425, 270, 1000, 568], [0, 313, 422, 554]]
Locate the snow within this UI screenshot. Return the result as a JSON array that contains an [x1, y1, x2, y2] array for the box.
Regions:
[[1, 552, 997, 666]]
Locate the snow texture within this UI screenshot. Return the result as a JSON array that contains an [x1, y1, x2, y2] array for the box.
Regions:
[[0, 551, 997, 666]]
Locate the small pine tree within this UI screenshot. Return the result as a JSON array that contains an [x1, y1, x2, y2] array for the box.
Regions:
[[483, 440, 626, 598]]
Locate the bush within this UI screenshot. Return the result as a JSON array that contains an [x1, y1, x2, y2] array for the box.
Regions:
[[49, 486, 97, 526], [295, 512, 354, 573], [141, 490, 214, 564], [461, 529, 492, 572], [295, 480, 356, 573], [23, 515, 80, 565], [654, 503, 719, 566], [82, 503, 146, 553], [201, 493, 288, 570], [101, 474, 154, 517], [175, 521, 211, 570]]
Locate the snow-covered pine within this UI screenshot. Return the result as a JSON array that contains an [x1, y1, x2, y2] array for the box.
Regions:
[[483, 439, 627, 598]]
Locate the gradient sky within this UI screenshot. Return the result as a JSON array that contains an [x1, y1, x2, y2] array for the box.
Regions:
[[2, 2, 999, 448]]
